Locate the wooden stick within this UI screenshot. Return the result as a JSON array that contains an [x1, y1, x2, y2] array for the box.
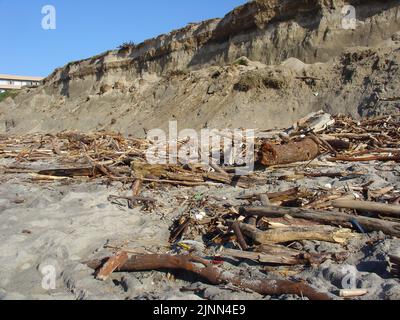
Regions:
[[259, 138, 320, 166], [209, 161, 229, 177], [142, 178, 208, 187], [239, 206, 400, 237], [309, 133, 337, 155], [132, 179, 142, 196], [221, 248, 301, 265], [339, 289, 368, 298], [332, 200, 400, 218]]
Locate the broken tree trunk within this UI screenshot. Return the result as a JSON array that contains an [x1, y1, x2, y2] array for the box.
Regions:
[[238, 223, 355, 244], [239, 206, 400, 238], [258, 138, 320, 166], [87, 254, 331, 300], [332, 200, 400, 218]]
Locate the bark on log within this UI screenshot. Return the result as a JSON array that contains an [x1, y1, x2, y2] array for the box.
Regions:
[[239, 206, 400, 238], [258, 138, 320, 166], [87, 254, 331, 300], [239, 223, 355, 244], [332, 200, 400, 218]]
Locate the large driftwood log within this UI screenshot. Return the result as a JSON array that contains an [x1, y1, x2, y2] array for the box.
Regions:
[[236, 188, 300, 201], [239, 206, 400, 237], [258, 138, 320, 166], [332, 200, 400, 218], [87, 254, 331, 300], [238, 223, 355, 244]]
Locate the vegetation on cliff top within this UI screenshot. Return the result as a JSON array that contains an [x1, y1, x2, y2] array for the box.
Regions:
[[0, 90, 19, 103]]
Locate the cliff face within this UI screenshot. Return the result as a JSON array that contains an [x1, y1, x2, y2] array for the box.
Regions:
[[1, 0, 400, 135], [45, 0, 400, 84]]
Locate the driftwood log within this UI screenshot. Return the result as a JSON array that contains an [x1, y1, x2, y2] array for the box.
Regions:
[[239, 206, 400, 238], [258, 138, 320, 166], [332, 200, 400, 218], [87, 254, 331, 300], [222, 246, 329, 266], [238, 223, 356, 244]]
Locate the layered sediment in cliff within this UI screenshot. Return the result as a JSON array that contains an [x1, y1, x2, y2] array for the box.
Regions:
[[1, 0, 400, 135]]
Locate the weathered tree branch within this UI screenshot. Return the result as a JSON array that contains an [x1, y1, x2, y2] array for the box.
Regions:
[[87, 254, 331, 300]]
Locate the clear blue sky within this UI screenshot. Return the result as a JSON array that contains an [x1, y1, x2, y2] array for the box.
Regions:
[[0, 0, 246, 77]]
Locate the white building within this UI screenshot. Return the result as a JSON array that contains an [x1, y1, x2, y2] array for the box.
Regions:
[[0, 74, 44, 93]]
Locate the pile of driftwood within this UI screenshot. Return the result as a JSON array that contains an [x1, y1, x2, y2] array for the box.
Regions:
[[2, 112, 400, 300], [1, 112, 399, 184]]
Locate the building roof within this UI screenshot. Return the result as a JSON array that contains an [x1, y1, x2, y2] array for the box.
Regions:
[[0, 74, 44, 82], [0, 84, 24, 90]]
